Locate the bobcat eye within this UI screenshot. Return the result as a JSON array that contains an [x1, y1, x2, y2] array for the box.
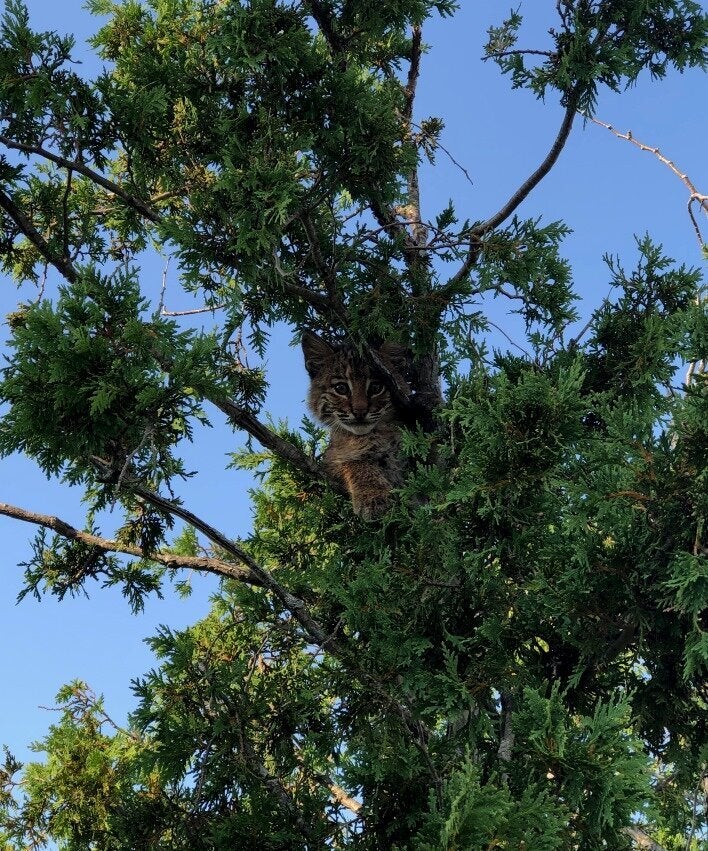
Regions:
[[368, 380, 384, 396], [332, 382, 349, 396]]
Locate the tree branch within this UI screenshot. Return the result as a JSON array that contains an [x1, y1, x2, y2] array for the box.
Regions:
[[89, 458, 346, 655], [473, 87, 582, 238], [0, 500, 262, 586], [241, 738, 317, 841], [444, 85, 582, 293], [308, 0, 345, 54], [0, 134, 161, 223], [623, 826, 668, 851], [497, 690, 514, 783], [0, 186, 78, 283], [588, 116, 707, 249], [208, 395, 336, 487]]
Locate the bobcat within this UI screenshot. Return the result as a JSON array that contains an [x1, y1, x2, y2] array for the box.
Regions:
[[302, 331, 410, 520]]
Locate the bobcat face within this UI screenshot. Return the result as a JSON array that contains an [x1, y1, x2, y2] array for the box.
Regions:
[[302, 332, 398, 435]]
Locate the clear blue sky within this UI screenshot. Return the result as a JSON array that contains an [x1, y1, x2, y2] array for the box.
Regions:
[[1, 0, 706, 769]]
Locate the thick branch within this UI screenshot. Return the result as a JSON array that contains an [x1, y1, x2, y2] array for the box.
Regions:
[[208, 395, 335, 486], [404, 26, 423, 125], [497, 690, 514, 783], [0, 135, 161, 223], [473, 87, 581, 238], [308, 0, 345, 54], [623, 826, 668, 851], [0, 186, 78, 283], [321, 776, 362, 816], [497, 691, 514, 763], [404, 28, 429, 249], [0, 501, 261, 586]]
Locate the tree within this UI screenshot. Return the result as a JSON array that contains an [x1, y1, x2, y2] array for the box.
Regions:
[[0, 0, 706, 847]]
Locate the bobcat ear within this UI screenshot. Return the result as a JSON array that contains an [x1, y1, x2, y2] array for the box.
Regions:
[[302, 331, 334, 377], [377, 341, 411, 373]]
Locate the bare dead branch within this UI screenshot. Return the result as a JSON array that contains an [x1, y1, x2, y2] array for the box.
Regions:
[[589, 116, 707, 249], [0, 500, 261, 586], [0, 134, 161, 223], [324, 777, 362, 816]]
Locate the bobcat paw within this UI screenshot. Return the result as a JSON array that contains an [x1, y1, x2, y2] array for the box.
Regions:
[[354, 495, 390, 521]]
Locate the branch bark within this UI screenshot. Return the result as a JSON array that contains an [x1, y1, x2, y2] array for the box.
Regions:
[[623, 826, 668, 851], [0, 135, 161, 223], [0, 186, 78, 283], [496, 690, 514, 781], [0, 501, 261, 586], [444, 85, 582, 293], [204, 395, 338, 488], [89, 457, 346, 656], [473, 87, 581, 238]]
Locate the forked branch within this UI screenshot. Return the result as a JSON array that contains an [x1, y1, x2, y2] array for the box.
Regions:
[[588, 116, 708, 249], [89, 457, 346, 656]]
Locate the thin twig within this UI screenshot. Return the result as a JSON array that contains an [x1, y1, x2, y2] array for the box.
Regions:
[[588, 116, 707, 249], [483, 48, 554, 61], [412, 121, 474, 188], [162, 304, 226, 317]]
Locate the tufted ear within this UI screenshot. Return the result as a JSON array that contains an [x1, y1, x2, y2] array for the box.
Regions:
[[301, 331, 335, 377]]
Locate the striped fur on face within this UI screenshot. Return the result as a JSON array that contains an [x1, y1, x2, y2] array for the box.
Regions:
[[301, 331, 410, 519], [302, 334, 397, 434]]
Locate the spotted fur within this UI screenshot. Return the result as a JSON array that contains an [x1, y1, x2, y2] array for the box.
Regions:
[[302, 331, 409, 520]]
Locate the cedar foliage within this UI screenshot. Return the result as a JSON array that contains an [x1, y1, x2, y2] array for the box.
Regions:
[[0, 1, 707, 848]]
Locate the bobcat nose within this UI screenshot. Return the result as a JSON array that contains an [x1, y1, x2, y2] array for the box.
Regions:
[[352, 409, 368, 422]]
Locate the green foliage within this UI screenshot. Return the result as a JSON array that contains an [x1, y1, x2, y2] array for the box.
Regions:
[[486, 0, 708, 112], [0, 0, 706, 848]]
